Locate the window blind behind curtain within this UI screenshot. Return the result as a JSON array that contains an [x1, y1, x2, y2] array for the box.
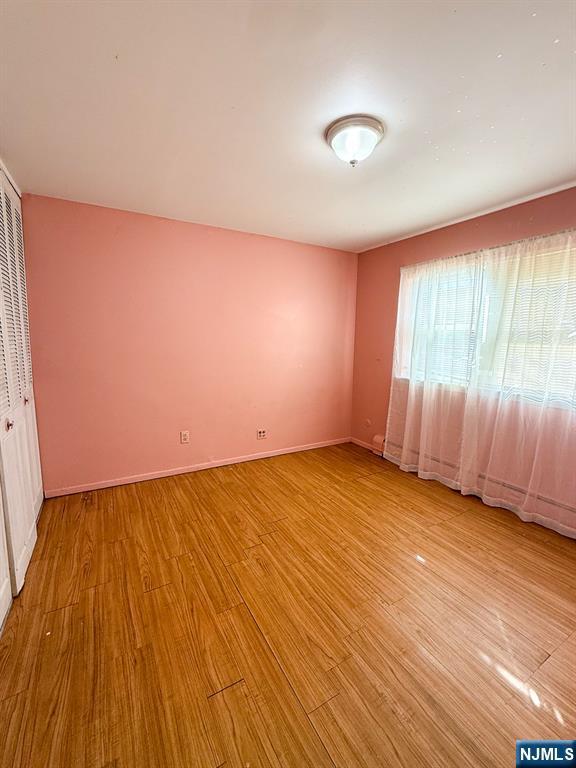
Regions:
[[385, 229, 576, 537]]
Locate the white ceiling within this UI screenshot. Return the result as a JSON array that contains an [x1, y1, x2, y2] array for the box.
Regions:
[[1, 1, 575, 252]]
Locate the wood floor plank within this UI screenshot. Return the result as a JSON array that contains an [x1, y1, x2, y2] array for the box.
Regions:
[[143, 562, 242, 696], [0, 603, 44, 701], [209, 681, 281, 768], [115, 642, 222, 768], [218, 603, 335, 767], [528, 634, 576, 735], [390, 575, 549, 676], [0, 443, 574, 767], [330, 651, 478, 768], [31, 493, 86, 561], [9, 605, 78, 767], [70, 585, 121, 768], [178, 518, 244, 614], [0, 691, 28, 767], [259, 526, 376, 632], [344, 619, 560, 767], [393, 528, 576, 652], [229, 551, 342, 712]]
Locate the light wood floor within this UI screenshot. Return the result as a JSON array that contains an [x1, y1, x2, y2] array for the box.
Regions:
[[1, 443, 575, 767]]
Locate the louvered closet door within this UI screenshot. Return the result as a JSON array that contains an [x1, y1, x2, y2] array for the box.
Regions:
[[0, 172, 39, 595], [0, 196, 16, 616], [13, 200, 43, 511]]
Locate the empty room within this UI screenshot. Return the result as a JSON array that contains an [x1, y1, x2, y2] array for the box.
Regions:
[[0, 1, 575, 766]]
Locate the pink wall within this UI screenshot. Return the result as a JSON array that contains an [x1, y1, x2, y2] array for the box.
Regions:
[[352, 187, 576, 443], [23, 195, 357, 496], [22, 186, 576, 496]]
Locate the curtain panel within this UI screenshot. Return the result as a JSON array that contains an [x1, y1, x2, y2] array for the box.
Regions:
[[384, 230, 576, 537]]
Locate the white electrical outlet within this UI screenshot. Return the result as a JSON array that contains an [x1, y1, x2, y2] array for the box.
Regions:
[[256, 428, 267, 440], [180, 430, 190, 444]]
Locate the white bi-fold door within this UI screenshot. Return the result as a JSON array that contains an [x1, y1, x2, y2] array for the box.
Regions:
[[0, 492, 11, 627], [0, 171, 43, 610]]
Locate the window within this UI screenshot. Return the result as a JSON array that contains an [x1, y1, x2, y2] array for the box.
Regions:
[[394, 232, 576, 408]]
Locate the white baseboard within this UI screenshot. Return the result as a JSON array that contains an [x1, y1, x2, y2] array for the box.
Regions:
[[350, 437, 374, 451], [45, 437, 353, 498]]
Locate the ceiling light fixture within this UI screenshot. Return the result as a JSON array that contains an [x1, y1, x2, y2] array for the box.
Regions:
[[325, 115, 385, 167]]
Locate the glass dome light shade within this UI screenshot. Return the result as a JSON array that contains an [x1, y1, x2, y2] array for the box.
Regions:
[[326, 115, 384, 166]]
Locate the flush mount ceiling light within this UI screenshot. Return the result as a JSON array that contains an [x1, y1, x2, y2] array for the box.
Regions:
[[325, 115, 385, 167]]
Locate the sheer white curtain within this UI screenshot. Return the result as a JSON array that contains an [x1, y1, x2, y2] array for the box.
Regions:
[[385, 230, 576, 538]]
